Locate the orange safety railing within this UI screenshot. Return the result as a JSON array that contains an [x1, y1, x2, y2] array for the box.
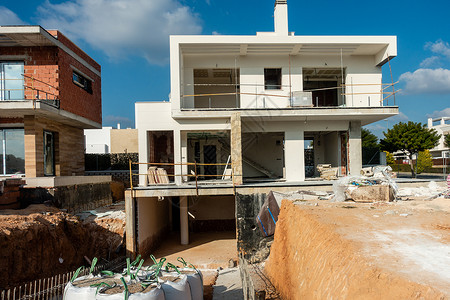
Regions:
[[128, 160, 234, 195]]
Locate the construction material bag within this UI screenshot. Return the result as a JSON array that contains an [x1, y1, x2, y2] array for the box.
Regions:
[[159, 271, 192, 300], [256, 191, 280, 237], [176, 258, 203, 300], [97, 279, 165, 300]]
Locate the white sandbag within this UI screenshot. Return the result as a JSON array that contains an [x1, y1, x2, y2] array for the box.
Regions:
[[96, 283, 165, 300], [179, 268, 203, 300], [64, 275, 98, 300], [159, 273, 192, 300], [129, 284, 165, 300]]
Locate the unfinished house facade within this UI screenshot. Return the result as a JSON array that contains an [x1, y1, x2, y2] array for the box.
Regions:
[[428, 117, 450, 159], [128, 1, 399, 257], [0, 26, 102, 178]]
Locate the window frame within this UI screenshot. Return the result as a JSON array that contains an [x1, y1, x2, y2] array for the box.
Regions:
[[264, 68, 282, 90], [72, 71, 93, 94]]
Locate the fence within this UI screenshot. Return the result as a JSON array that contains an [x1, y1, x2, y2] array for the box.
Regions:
[[0, 257, 126, 300]]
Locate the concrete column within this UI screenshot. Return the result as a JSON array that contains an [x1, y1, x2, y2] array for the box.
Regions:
[[285, 129, 305, 182], [348, 121, 362, 176], [125, 190, 136, 257], [174, 130, 182, 185], [180, 196, 189, 245], [138, 130, 148, 186], [231, 112, 243, 185], [181, 131, 188, 182]]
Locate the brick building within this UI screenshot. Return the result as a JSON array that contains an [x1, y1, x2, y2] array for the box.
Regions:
[[0, 26, 101, 177]]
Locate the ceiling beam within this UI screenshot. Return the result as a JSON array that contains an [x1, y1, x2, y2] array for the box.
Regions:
[[240, 44, 248, 56], [290, 44, 302, 55]]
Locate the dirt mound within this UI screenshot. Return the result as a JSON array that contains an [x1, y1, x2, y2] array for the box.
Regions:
[[0, 203, 125, 289], [265, 199, 449, 299]]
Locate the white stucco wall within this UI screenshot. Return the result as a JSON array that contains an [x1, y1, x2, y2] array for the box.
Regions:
[[84, 127, 112, 154]]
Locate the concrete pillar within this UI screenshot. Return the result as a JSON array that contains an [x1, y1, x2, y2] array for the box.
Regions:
[[348, 121, 362, 176], [174, 130, 182, 185], [138, 130, 149, 186], [180, 196, 189, 245], [181, 131, 188, 182], [285, 129, 305, 181], [231, 112, 243, 185], [125, 190, 136, 257]]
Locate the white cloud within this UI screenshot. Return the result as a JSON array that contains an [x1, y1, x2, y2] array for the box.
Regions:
[[427, 107, 450, 119], [419, 56, 441, 68], [425, 40, 450, 59], [212, 31, 221, 35], [0, 6, 26, 25], [103, 115, 135, 129], [399, 68, 450, 94], [36, 0, 202, 64], [389, 111, 409, 122]]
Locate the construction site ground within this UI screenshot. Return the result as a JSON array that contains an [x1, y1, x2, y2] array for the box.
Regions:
[[0, 202, 126, 289], [265, 193, 450, 299], [149, 231, 239, 299]]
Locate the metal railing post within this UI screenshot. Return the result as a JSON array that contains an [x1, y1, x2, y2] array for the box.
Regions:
[[194, 161, 198, 196]]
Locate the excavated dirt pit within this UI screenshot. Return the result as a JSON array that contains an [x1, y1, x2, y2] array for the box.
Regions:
[[265, 197, 450, 299], [0, 202, 125, 289]]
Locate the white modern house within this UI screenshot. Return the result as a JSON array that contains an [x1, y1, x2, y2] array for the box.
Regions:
[[428, 117, 450, 159], [127, 0, 400, 257], [135, 0, 398, 186]]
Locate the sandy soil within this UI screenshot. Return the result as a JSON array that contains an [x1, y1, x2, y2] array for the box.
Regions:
[[265, 197, 450, 299], [0, 203, 125, 289]]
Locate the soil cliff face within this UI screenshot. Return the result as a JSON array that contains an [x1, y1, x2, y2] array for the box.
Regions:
[[0, 205, 124, 289], [265, 200, 447, 300]]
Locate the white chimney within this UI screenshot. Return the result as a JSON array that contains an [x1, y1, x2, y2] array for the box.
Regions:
[[274, 0, 288, 36], [117, 123, 121, 129]]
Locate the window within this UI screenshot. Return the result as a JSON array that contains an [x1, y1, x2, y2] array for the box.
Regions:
[[72, 71, 92, 94], [44, 131, 55, 176], [0, 129, 25, 175], [0, 62, 24, 100], [264, 68, 282, 90]]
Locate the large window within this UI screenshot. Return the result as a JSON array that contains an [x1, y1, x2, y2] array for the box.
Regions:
[[72, 71, 92, 94], [0, 62, 24, 100], [0, 129, 25, 175], [264, 68, 282, 90]]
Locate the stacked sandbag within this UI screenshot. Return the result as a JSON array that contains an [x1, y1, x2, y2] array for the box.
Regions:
[[64, 255, 203, 300]]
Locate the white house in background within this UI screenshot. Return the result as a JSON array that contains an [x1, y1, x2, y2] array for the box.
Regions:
[[84, 126, 112, 154], [428, 117, 450, 158], [135, 0, 399, 185]]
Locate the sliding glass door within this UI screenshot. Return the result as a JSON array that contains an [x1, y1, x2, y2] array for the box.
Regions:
[[0, 129, 25, 175], [0, 62, 24, 100]]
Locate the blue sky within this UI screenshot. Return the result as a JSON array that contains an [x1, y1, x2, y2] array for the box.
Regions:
[[1, 0, 449, 138]]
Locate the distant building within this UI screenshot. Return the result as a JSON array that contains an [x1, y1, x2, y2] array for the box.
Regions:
[[0, 26, 102, 177], [84, 124, 138, 154], [428, 117, 450, 158]]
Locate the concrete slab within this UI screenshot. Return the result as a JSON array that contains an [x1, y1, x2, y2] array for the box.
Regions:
[[213, 268, 244, 300]]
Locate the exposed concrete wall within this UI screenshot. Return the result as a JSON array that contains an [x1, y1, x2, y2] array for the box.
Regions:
[[21, 182, 112, 214], [348, 121, 362, 175], [236, 193, 273, 263], [137, 197, 170, 256], [188, 195, 235, 231]]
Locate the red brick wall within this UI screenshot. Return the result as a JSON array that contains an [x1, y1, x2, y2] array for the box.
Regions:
[[1, 33, 102, 125], [57, 47, 102, 124]]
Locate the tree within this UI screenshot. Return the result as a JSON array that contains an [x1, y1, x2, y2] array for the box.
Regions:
[[445, 133, 450, 148], [361, 128, 379, 165], [362, 128, 379, 148], [384, 151, 395, 166], [380, 121, 440, 178], [417, 150, 433, 174]]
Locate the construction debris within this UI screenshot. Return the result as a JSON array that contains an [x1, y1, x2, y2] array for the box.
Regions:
[[317, 164, 338, 180], [332, 166, 398, 203]]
